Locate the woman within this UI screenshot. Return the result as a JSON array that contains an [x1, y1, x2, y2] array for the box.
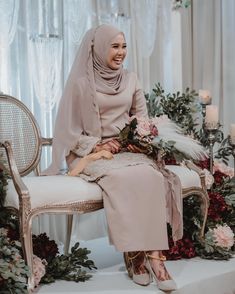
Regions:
[[45, 24, 182, 291]]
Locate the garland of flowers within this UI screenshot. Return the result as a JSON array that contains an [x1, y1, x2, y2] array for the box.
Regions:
[[147, 84, 235, 260]]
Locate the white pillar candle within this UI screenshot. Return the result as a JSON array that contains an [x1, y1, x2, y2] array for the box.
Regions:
[[205, 105, 219, 129], [199, 89, 212, 105], [230, 124, 235, 144]]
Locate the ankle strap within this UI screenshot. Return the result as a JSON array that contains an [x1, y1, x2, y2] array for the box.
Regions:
[[127, 251, 142, 260], [145, 252, 166, 261]]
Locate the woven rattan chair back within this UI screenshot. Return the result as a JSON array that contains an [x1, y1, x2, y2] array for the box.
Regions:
[[0, 94, 41, 176]]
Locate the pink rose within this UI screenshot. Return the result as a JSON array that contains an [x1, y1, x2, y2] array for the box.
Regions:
[[213, 160, 234, 178], [32, 255, 47, 288], [212, 224, 234, 249], [136, 118, 151, 137], [150, 124, 158, 136], [203, 168, 214, 189]]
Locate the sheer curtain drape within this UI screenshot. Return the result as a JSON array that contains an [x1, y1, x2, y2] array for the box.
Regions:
[[182, 0, 235, 137]]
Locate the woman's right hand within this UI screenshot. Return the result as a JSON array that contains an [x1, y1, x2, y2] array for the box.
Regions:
[[94, 139, 121, 154]]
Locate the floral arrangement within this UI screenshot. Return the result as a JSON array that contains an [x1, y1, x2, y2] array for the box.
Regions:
[[147, 84, 235, 260], [0, 228, 29, 293], [32, 233, 96, 284], [118, 115, 207, 164]]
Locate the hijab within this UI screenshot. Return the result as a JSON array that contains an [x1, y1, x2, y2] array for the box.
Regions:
[[44, 24, 129, 174]]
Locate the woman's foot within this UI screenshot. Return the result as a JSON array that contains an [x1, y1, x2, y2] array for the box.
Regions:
[[145, 251, 177, 291], [124, 251, 152, 286]]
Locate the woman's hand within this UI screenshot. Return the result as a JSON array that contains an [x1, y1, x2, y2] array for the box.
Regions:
[[127, 144, 147, 153], [94, 139, 121, 154]]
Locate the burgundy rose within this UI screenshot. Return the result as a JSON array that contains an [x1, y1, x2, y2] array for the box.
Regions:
[[33, 233, 58, 262], [196, 159, 210, 170], [207, 191, 228, 221], [213, 170, 227, 185], [163, 236, 196, 260]]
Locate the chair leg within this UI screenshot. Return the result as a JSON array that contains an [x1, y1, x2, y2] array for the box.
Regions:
[[199, 193, 209, 238], [20, 216, 35, 290], [64, 214, 74, 254]]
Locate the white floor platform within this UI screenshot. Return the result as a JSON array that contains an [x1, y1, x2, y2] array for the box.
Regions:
[[35, 237, 235, 294]]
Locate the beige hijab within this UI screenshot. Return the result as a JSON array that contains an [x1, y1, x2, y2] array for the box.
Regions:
[[44, 24, 129, 175]]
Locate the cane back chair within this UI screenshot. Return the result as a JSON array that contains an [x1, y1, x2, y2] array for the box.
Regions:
[[0, 94, 104, 290], [0, 94, 209, 290]]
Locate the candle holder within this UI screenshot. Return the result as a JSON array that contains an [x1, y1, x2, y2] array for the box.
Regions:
[[200, 103, 207, 128], [205, 123, 219, 174], [200, 99, 212, 128], [228, 135, 235, 179]]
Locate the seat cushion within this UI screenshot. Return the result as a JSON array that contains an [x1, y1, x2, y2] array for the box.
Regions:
[[166, 165, 201, 189], [6, 175, 102, 209]]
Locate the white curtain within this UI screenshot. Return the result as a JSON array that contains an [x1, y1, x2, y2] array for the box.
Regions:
[[181, 0, 235, 137]]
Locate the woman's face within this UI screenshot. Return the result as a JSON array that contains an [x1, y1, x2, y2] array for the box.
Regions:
[[106, 33, 127, 70]]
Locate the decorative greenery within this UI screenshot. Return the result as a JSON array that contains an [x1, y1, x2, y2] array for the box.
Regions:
[[145, 83, 200, 136], [215, 136, 235, 164], [0, 153, 9, 208], [41, 242, 97, 284], [0, 228, 30, 293], [146, 84, 235, 260]]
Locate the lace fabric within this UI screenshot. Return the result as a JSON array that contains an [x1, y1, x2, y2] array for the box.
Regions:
[[80, 152, 157, 182]]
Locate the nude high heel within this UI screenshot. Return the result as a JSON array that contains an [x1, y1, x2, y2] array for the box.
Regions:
[[124, 251, 152, 286], [144, 252, 177, 291]]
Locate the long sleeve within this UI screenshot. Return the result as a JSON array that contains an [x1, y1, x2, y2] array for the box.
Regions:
[[71, 134, 100, 157], [130, 76, 148, 118]]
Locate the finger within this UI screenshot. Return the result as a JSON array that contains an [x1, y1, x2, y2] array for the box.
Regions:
[[107, 141, 120, 153]]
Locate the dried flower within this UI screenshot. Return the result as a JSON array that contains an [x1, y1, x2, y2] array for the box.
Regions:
[[212, 224, 234, 249], [32, 255, 47, 288]]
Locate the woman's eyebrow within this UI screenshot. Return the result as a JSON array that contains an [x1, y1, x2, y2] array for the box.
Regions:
[[111, 42, 127, 45]]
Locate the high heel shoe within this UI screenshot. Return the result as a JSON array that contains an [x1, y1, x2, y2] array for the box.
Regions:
[[144, 252, 177, 291], [123, 251, 152, 286]]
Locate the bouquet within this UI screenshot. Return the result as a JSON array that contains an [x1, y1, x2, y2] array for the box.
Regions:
[[118, 115, 207, 163]]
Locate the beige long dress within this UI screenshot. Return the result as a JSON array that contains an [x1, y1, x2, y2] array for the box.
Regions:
[[77, 73, 183, 252]]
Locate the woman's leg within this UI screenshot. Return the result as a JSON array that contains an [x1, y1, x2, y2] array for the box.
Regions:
[[146, 250, 172, 280]]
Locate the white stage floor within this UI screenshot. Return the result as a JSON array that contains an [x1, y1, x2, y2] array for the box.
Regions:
[[35, 237, 235, 294]]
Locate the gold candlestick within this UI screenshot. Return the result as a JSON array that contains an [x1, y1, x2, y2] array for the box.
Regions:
[[205, 123, 219, 174]]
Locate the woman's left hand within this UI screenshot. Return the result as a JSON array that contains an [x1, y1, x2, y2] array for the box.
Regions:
[[127, 144, 147, 153]]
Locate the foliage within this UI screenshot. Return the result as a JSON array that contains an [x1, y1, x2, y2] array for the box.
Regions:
[[0, 228, 30, 293], [146, 84, 235, 260], [41, 242, 97, 284], [0, 153, 9, 208], [145, 83, 200, 136], [215, 136, 235, 164]]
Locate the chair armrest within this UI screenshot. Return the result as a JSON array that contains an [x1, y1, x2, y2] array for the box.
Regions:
[[183, 160, 206, 190], [0, 141, 30, 203], [41, 137, 53, 146]]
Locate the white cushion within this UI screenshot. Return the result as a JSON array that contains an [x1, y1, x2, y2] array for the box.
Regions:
[[6, 175, 102, 209], [166, 165, 201, 189]]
